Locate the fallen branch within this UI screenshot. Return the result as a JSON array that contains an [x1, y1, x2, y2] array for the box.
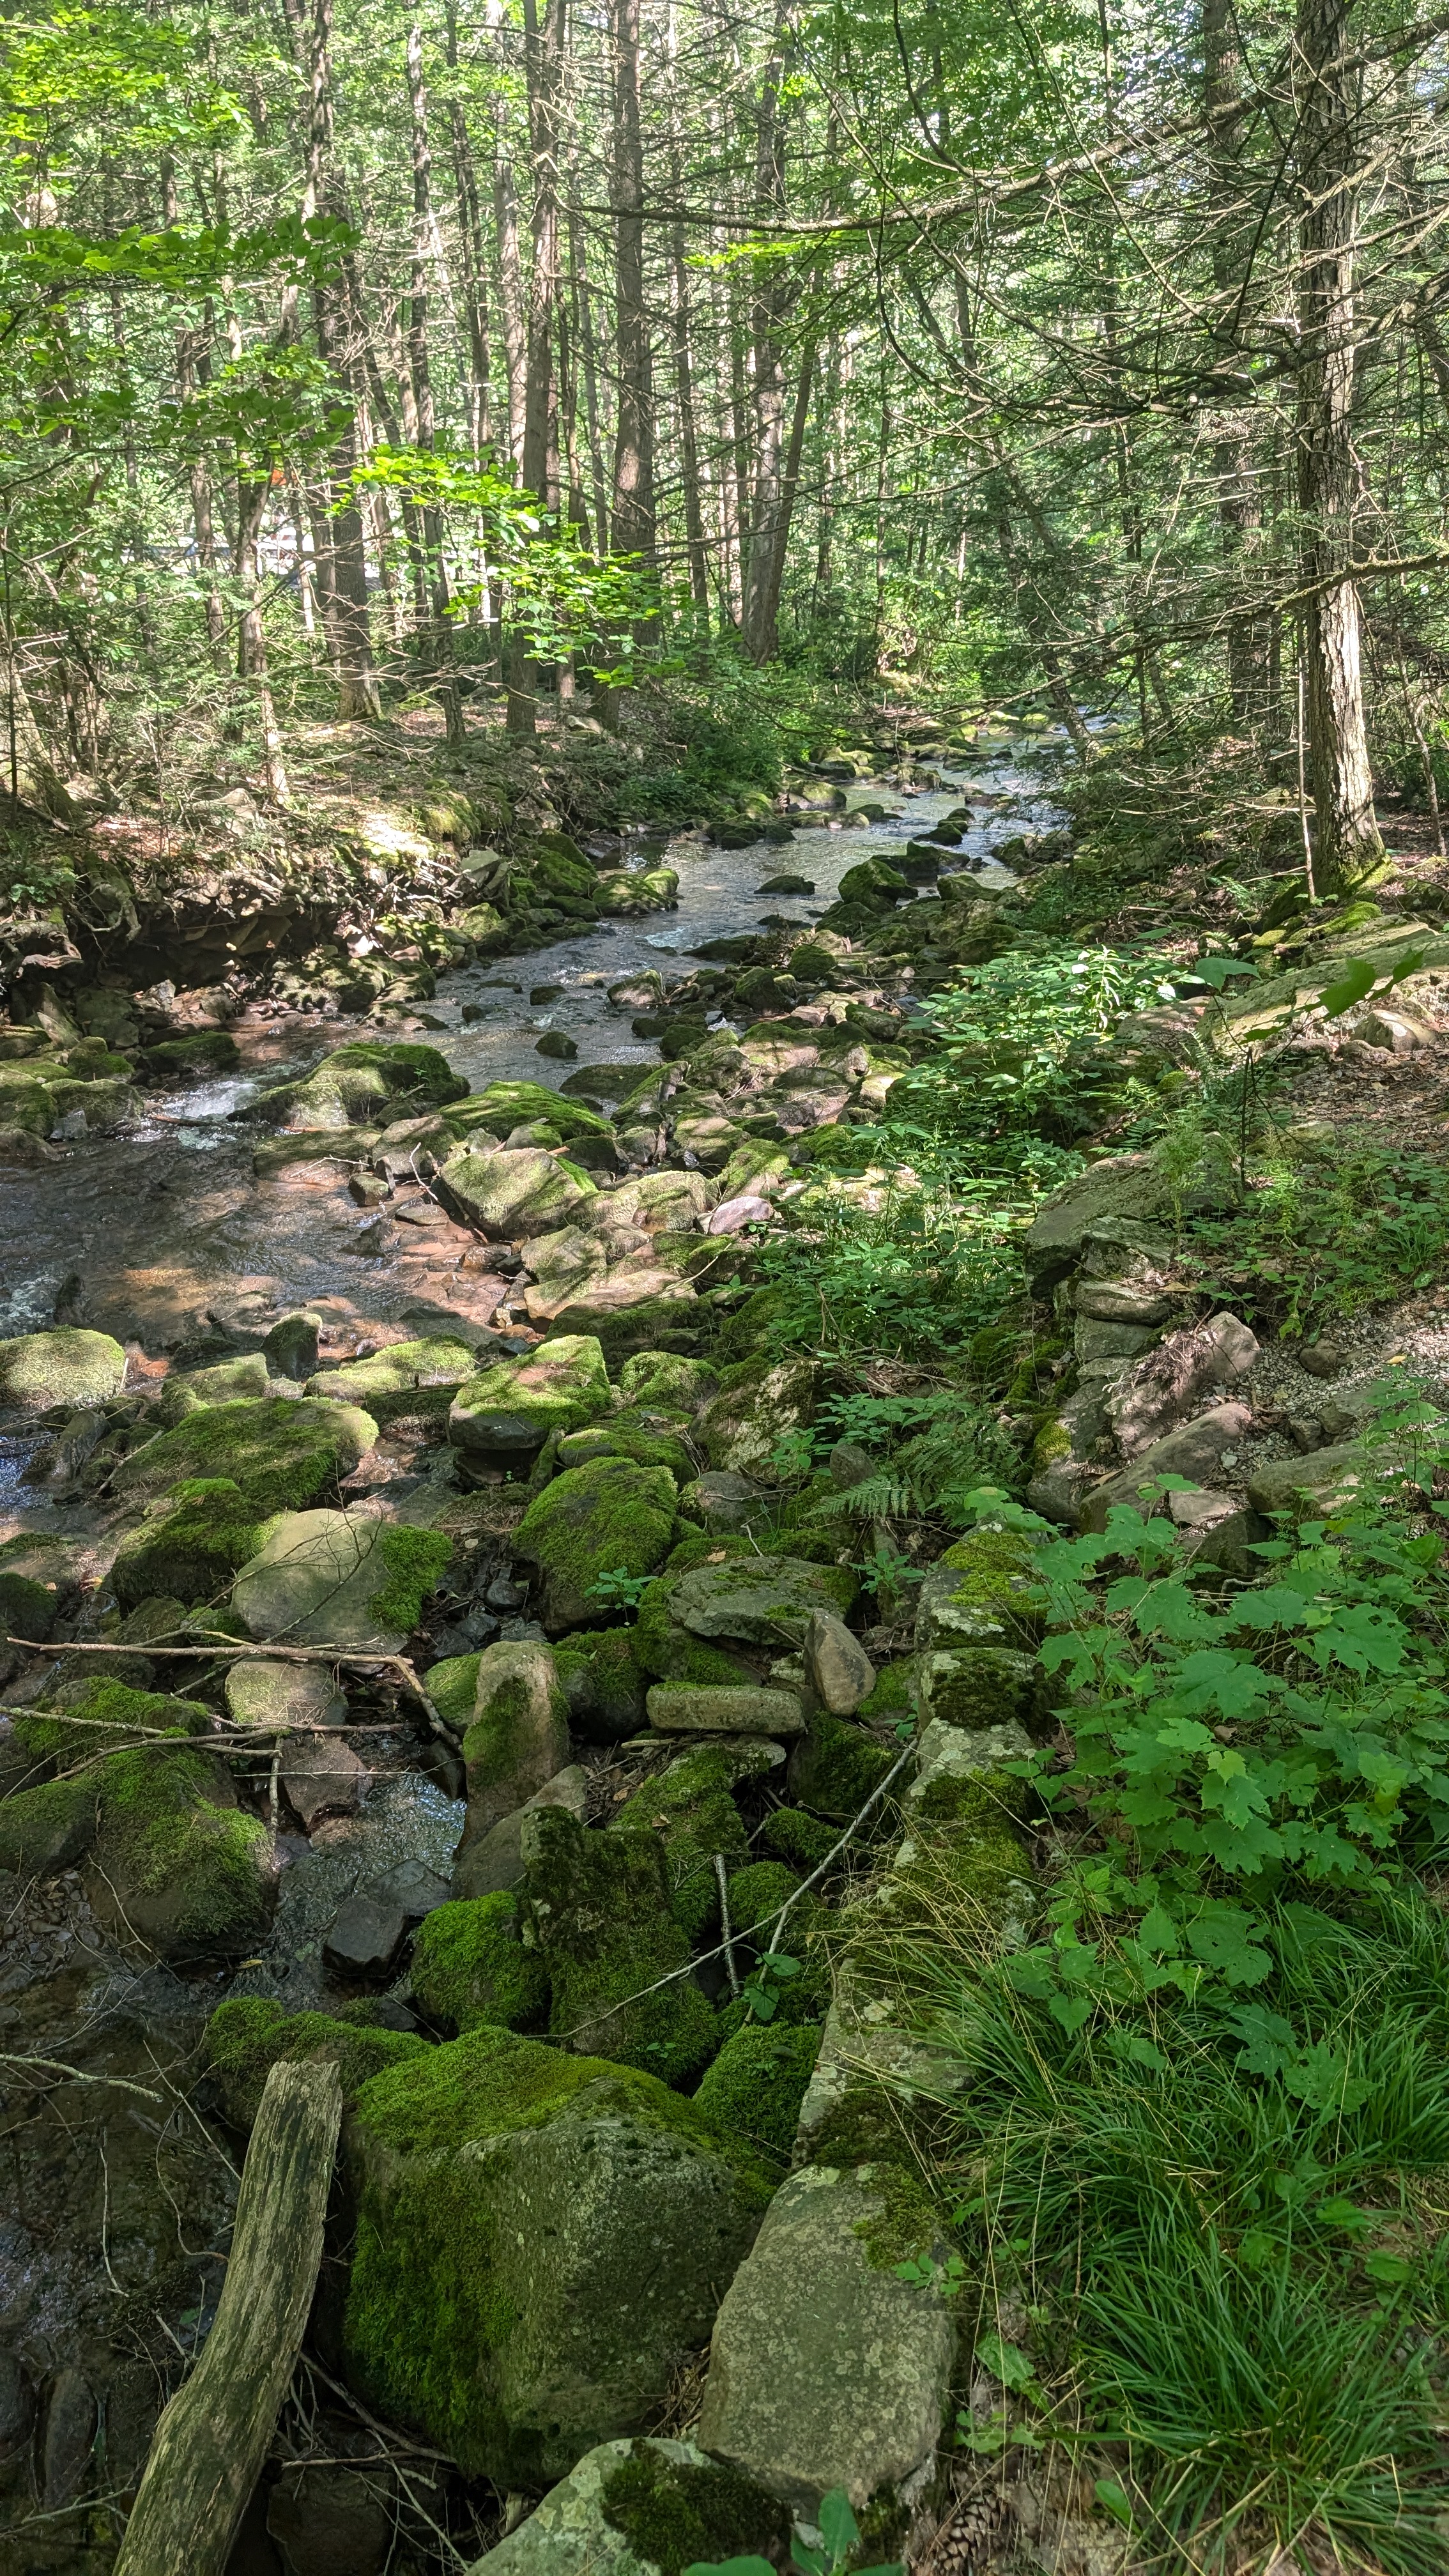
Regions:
[[4, 1636, 460, 1745], [114, 2056, 342, 2576]]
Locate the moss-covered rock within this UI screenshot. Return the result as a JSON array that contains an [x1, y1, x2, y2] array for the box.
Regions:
[[0, 1530, 74, 1641], [698, 1358, 815, 1478], [514, 1457, 678, 1634], [914, 1644, 1038, 1733], [231, 1510, 450, 1648], [340, 2024, 767, 2482], [137, 1029, 241, 1082], [450, 1335, 613, 1469], [411, 1892, 550, 2034], [204, 1996, 429, 2129], [663, 1552, 857, 1650], [476, 2437, 786, 2576], [914, 1526, 1045, 1653], [153, 1353, 270, 1427], [304, 1336, 477, 1423], [554, 1627, 647, 1742], [114, 1397, 378, 1511], [629, 1579, 755, 1689], [86, 1742, 275, 1958], [0, 1773, 98, 1877], [694, 2025, 822, 2170], [460, 1641, 571, 1838], [10, 1678, 211, 1778], [556, 1418, 694, 1482], [760, 1807, 841, 1874], [786, 1710, 898, 1823], [251, 1040, 468, 1131], [111, 1477, 268, 1613], [0, 1327, 127, 1413], [424, 1649, 482, 1731], [447, 1081, 616, 1147], [618, 1351, 719, 1412], [441, 1144, 598, 1239], [523, 1804, 719, 2081], [611, 1739, 778, 1943]]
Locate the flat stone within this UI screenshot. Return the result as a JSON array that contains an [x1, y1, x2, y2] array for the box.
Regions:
[[323, 1893, 408, 1977], [224, 1657, 346, 1731], [1080, 1402, 1254, 1529], [664, 1554, 853, 1649], [678, 1470, 764, 1533], [803, 1609, 873, 1714], [1105, 1312, 1259, 1459], [698, 2163, 955, 2514], [369, 1858, 453, 1917], [1245, 1442, 1407, 1516], [231, 1510, 407, 1650], [645, 1685, 805, 1736], [280, 1729, 369, 1828], [461, 2439, 780, 2576]]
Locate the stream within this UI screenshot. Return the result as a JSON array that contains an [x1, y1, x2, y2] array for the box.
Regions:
[[0, 737, 1059, 2573]]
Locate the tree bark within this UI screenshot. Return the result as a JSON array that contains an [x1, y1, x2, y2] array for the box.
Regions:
[[610, 0, 655, 567], [1204, 0, 1273, 728], [235, 476, 290, 804], [741, 4, 794, 661], [113, 2060, 341, 2576], [521, 0, 564, 505], [1294, 0, 1381, 887], [445, 0, 493, 457], [308, 0, 381, 719]]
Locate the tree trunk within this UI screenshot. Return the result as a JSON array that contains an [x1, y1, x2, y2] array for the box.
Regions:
[[235, 477, 290, 804], [1204, 0, 1273, 728], [112, 2062, 341, 2576], [307, 0, 381, 718], [1294, 0, 1381, 887], [610, 0, 655, 567], [445, 0, 493, 456], [741, 4, 793, 661], [746, 340, 813, 663], [521, 0, 564, 505]]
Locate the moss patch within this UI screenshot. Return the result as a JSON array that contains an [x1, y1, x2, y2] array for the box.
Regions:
[[14, 1678, 210, 1769], [788, 1710, 898, 1822], [114, 1397, 377, 1512], [411, 1893, 550, 2033], [526, 1805, 720, 2083], [554, 1626, 647, 1741], [92, 1742, 274, 1955], [761, 1806, 841, 1873], [613, 1742, 755, 1942], [514, 1457, 678, 1632], [110, 1477, 266, 1613], [693, 2023, 822, 2170], [425, 1651, 480, 1731], [599, 2442, 788, 2576], [367, 1527, 453, 1634], [630, 1579, 753, 1687], [205, 1996, 430, 2128]]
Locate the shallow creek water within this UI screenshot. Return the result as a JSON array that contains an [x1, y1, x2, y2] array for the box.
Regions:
[[1, 745, 1055, 1484]]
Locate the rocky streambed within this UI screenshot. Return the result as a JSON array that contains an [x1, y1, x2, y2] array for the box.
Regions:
[[0, 738, 1072, 2576]]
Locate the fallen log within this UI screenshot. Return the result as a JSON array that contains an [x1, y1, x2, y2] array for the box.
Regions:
[[114, 2057, 342, 2576]]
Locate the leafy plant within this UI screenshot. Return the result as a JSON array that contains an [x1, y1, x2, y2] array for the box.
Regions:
[[585, 1567, 655, 1613], [739, 1949, 802, 2024], [684, 2486, 902, 2576]]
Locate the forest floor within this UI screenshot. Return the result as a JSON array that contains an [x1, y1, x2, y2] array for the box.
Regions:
[[2, 703, 1449, 2576]]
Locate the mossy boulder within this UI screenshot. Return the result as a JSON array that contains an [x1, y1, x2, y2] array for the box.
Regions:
[[0, 1327, 127, 1413], [251, 1041, 468, 1131], [760, 1807, 840, 1874], [304, 1335, 477, 1423], [10, 1678, 211, 1780], [611, 1738, 779, 1943], [618, 1352, 719, 1412], [914, 1526, 1045, 1653], [153, 1353, 270, 1427], [473, 2438, 786, 2576], [553, 1627, 647, 1742], [449, 1337, 611, 1469], [447, 1082, 617, 1147], [629, 1581, 756, 1689], [136, 1029, 241, 1082], [513, 1457, 678, 1634], [410, 1891, 550, 2034], [232, 1511, 450, 1648], [424, 1650, 482, 1733], [914, 1644, 1039, 1733], [111, 1477, 268, 1613], [340, 2024, 768, 2482], [698, 1358, 816, 1478], [523, 1804, 719, 2082], [663, 1553, 857, 1651], [441, 1145, 597, 1239], [86, 1742, 276, 1958], [694, 2025, 822, 2170], [0, 1774, 99, 1876], [0, 1531, 75, 1641], [787, 1711, 898, 1823], [459, 1641, 571, 1838], [555, 1418, 694, 1482], [114, 1397, 378, 1512], [205, 1997, 430, 2129]]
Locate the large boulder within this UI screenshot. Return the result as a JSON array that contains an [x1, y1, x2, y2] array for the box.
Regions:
[[462, 2439, 786, 2576], [663, 1554, 856, 1650], [250, 1041, 468, 1132], [86, 1742, 276, 1959], [305, 1336, 479, 1424], [447, 1082, 617, 1148], [441, 1146, 597, 1239], [523, 1804, 719, 2081], [611, 1738, 781, 1940], [697, 2164, 956, 2515], [513, 1459, 678, 1633], [152, 1353, 270, 1427], [114, 1398, 377, 1512], [0, 1328, 127, 1413], [340, 2026, 768, 2483], [232, 1510, 450, 1648], [449, 1337, 612, 1469], [1021, 1155, 1168, 1291], [411, 1891, 551, 2034]]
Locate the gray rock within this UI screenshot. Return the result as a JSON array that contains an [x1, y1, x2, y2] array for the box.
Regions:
[[678, 1470, 764, 1532], [323, 1893, 408, 1977], [460, 1641, 572, 1840], [225, 1657, 347, 1731], [262, 1310, 323, 1381], [452, 1763, 588, 1899], [1165, 1488, 1266, 1576], [827, 1440, 875, 1490], [370, 1857, 453, 1917], [698, 2163, 956, 2513], [1074, 1278, 1172, 1323], [462, 2439, 783, 2576], [907, 1715, 1032, 1808], [665, 1555, 852, 1650], [1105, 1312, 1259, 1459], [1073, 1318, 1160, 1364], [1080, 1402, 1254, 1528], [1022, 1155, 1167, 1291], [232, 1511, 406, 1651], [1245, 1442, 1406, 1516], [803, 1609, 874, 1714], [281, 1731, 369, 1829], [645, 1685, 804, 1736], [0, 2354, 33, 2471]]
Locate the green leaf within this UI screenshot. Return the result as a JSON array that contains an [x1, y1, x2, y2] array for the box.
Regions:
[[1319, 959, 1379, 1017], [818, 2489, 861, 2569], [1094, 2479, 1134, 2529], [977, 2331, 1036, 2392]]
